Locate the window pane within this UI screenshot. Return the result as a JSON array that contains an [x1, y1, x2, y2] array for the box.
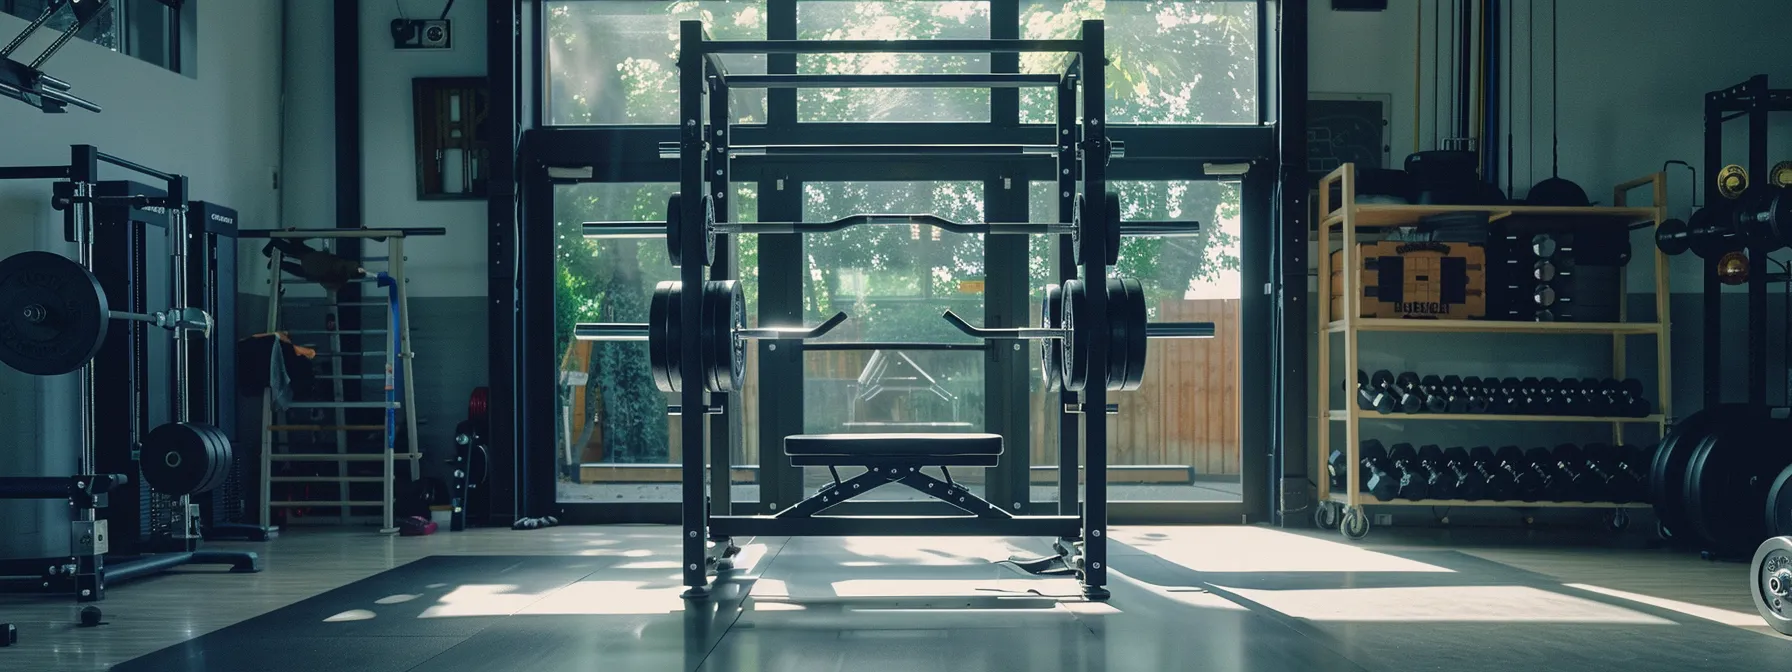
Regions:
[[1020, 0, 1258, 124], [802, 181, 985, 500], [797, 1, 990, 122], [554, 183, 759, 504], [8, 0, 118, 51], [1028, 181, 1242, 502], [545, 1, 767, 125]]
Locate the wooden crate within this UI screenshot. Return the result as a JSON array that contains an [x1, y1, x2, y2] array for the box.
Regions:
[[1329, 241, 1486, 319]]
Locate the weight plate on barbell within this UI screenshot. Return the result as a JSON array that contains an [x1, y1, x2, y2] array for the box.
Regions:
[[1685, 409, 1792, 553], [1719, 164, 1750, 200], [1040, 283, 1064, 392], [1069, 195, 1085, 265], [1105, 192, 1123, 266], [1773, 161, 1792, 189], [1060, 279, 1090, 392], [701, 280, 744, 393], [1102, 278, 1129, 392], [1078, 194, 1103, 267], [195, 423, 232, 495], [665, 194, 718, 268], [1651, 405, 1748, 537], [0, 251, 109, 376], [1766, 465, 1792, 538], [1117, 278, 1148, 392], [649, 281, 682, 393], [141, 422, 220, 496]]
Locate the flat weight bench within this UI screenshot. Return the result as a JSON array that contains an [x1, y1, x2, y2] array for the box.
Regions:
[[775, 433, 1008, 519]]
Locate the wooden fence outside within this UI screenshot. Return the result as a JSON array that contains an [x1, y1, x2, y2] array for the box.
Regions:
[[571, 298, 1242, 477]]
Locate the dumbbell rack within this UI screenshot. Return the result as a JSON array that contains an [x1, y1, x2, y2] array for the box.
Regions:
[[1314, 164, 1672, 539]]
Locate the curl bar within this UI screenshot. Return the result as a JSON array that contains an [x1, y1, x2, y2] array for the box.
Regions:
[[656, 141, 1123, 160], [573, 280, 848, 393], [585, 191, 1196, 267], [941, 278, 1216, 392]]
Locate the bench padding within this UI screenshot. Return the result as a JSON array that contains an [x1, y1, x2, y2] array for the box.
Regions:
[[783, 433, 1003, 457]]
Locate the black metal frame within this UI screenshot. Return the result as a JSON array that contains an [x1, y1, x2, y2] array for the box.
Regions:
[[0, 146, 262, 603], [1702, 75, 1792, 409], [499, 0, 1307, 544]]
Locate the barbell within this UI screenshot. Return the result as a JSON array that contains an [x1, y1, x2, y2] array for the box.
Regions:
[[944, 277, 1215, 392], [573, 279, 848, 393], [0, 251, 213, 376], [585, 192, 1202, 268], [1657, 180, 1792, 258]]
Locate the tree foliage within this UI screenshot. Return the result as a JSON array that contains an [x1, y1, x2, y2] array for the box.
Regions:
[[546, 0, 1253, 464]]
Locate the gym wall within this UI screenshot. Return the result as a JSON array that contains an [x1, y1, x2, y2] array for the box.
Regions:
[[0, 3, 283, 555], [1305, 0, 1792, 520], [280, 0, 491, 481]]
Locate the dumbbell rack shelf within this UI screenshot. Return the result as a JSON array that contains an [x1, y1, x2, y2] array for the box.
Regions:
[[1315, 164, 1673, 539], [1328, 411, 1665, 423]]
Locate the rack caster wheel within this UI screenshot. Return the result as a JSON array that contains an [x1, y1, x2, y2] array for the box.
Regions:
[[1604, 510, 1630, 533], [1340, 507, 1371, 540], [1314, 502, 1340, 530]]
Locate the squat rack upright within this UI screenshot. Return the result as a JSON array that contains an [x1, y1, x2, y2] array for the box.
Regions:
[[625, 20, 1131, 599]]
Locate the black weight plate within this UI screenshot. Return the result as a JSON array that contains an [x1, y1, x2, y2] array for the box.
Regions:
[[192, 424, 231, 495], [1651, 404, 1747, 533], [1103, 278, 1129, 391], [1040, 283, 1064, 392], [699, 280, 736, 393], [141, 422, 211, 495], [666, 194, 684, 268], [1077, 194, 1103, 267], [1105, 191, 1122, 266], [1685, 411, 1792, 553], [0, 251, 109, 376], [1069, 195, 1085, 265], [1118, 278, 1148, 391], [700, 194, 718, 267], [714, 280, 745, 392], [1767, 465, 1792, 537], [649, 281, 680, 393], [1060, 280, 1089, 392]]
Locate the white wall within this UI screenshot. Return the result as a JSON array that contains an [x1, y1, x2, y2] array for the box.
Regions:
[[283, 0, 488, 298], [1311, 0, 1792, 288], [0, 0, 283, 554]]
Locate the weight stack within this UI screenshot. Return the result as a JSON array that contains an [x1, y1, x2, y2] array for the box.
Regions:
[[1488, 220, 1629, 322]]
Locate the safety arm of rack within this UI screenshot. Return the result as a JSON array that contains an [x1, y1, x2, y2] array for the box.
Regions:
[[940, 311, 1062, 340]]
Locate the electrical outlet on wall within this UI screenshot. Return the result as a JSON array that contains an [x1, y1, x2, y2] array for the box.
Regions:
[[391, 19, 452, 50]]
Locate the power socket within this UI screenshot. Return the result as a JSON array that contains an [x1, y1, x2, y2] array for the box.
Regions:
[[391, 18, 452, 50]]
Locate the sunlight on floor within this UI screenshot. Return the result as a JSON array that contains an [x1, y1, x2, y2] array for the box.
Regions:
[[837, 536, 1038, 565], [1564, 583, 1766, 628], [1116, 526, 1454, 574], [418, 584, 542, 618], [1230, 585, 1674, 624], [516, 580, 691, 616]]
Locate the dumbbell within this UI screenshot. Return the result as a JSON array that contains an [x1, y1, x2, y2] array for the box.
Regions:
[[1416, 445, 1459, 500], [1614, 378, 1651, 417], [1518, 377, 1548, 414], [1439, 375, 1469, 413], [1496, 446, 1542, 501], [1535, 377, 1567, 415], [1525, 446, 1575, 501], [1469, 446, 1517, 500], [1583, 443, 1642, 502], [1498, 377, 1527, 414], [1572, 377, 1611, 416], [1550, 444, 1607, 502], [1442, 446, 1487, 501], [1458, 376, 1491, 413], [1367, 442, 1426, 500], [1416, 375, 1450, 413], [1390, 372, 1425, 413], [1326, 446, 1361, 490], [1345, 370, 1376, 411], [1360, 439, 1399, 500], [1618, 444, 1653, 495]]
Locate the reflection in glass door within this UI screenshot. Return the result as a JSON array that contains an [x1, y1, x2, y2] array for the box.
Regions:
[[1029, 181, 1243, 502], [799, 181, 986, 500], [553, 183, 757, 504]]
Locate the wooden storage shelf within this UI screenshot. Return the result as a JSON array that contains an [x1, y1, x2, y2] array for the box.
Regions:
[[1320, 204, 1658, 229], [1325, 318, 1664, 335], [1327, 410, 1665, 424], [1327, 493, 1655, 509], [1312, 163, 1673, 539]]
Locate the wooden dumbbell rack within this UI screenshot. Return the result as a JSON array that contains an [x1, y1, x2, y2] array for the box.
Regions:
[[1314, 163, 1672, 539]]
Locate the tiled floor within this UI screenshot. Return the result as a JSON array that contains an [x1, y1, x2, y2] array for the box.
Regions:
[[1, 524, 1784, 671]]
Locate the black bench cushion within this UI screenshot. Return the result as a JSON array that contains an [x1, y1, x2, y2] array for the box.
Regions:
[[784, 433, 1004, 457]]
